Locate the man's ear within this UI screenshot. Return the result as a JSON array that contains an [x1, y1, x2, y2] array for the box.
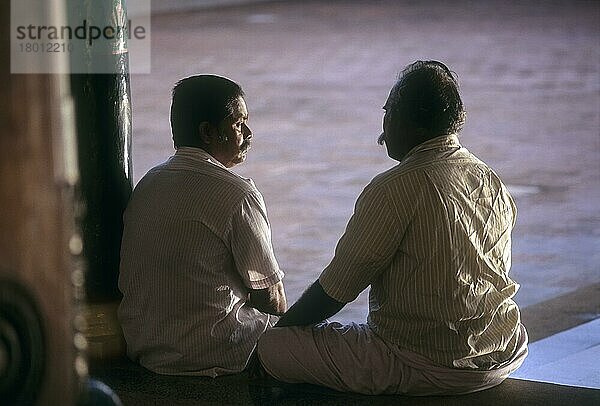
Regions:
[[198, 121, 213, 145]]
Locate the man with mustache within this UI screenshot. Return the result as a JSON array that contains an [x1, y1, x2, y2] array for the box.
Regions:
[[119, 75, 287, 377], [257, 61, 528, 395]]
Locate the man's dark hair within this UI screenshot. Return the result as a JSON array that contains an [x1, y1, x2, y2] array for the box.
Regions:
[[170, 75, 245, 148], [390, 60, 466, 137]]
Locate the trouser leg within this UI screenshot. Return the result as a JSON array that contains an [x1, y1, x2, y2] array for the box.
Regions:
[[256, 322, 408, 395]]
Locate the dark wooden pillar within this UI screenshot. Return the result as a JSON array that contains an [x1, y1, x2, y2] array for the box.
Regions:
[[67, 0, 133, 360]]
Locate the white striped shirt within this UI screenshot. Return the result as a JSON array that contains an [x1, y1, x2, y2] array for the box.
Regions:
[[319, 134, 524, 370], [118, 147, 283, 377]]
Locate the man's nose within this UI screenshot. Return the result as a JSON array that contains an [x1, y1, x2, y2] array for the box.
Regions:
[[243, 124, 252, 137]]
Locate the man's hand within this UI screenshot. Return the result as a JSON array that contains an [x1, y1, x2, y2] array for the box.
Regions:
[[275, 280, 345, 327], [248, 281, 287, 316]]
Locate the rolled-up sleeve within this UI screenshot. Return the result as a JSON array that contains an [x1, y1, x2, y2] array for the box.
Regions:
[[230, 190, 284, 290], [319, 183, 405, 303]]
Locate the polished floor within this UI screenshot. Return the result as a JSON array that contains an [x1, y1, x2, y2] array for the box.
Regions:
[[513, 318, 600, 389]]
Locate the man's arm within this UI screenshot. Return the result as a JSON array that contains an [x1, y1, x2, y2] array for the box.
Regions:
[[230, 190, 286, 305], [248, 281, 287, 316], [275, 280, 345, 327], [276, 183, 403, 328]]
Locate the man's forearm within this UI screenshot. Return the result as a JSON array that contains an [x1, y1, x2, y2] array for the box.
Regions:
[[275, 280, 345, 327]]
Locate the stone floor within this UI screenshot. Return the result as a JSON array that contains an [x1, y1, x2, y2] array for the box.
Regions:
[[91, 358, 600, 405], [131, 0, 599, 322], [513, 318, 600, 389]]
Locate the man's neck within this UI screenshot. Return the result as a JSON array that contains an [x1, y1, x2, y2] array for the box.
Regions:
[[176, 146, 228, 169]]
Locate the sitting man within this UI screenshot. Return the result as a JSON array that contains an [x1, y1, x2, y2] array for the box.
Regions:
[[257, 61, 527, 395], [119, 75, 286, 377]]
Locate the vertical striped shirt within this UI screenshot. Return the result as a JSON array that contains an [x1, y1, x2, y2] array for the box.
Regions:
[[319, 134, 524, 370], [118, 147, 284, 377]]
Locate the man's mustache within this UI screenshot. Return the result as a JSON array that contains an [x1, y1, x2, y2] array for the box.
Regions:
[[377, 132, 385, 145], [241, 138, 252, 151]]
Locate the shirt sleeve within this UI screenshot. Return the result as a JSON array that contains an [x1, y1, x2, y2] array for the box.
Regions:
[[230, 190, 284, 290], [319, 182, 405, 303]]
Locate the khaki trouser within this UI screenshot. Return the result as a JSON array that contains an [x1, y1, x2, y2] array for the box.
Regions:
[[257, 321, 528, 396]]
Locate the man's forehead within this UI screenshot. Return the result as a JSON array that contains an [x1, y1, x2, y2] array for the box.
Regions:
[[231, 96, 248, 117]]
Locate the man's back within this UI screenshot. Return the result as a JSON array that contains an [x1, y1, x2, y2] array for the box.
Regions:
[[119, 147, 283, 377], [320, 134, 522, 369]]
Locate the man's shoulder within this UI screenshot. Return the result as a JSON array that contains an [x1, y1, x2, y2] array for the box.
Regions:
[[130, 159, 262, 218], [367, 162, 428, 193], [151, 157, 259, 195], [364, 149, 483, 198], [202, 165, 259, 196]]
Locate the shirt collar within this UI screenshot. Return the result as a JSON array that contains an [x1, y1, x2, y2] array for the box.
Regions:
[[401, 133, 461, 162], [174, 146, 228, 170]]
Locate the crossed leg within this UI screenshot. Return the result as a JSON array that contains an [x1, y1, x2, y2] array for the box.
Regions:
[[257, 321, 528, 396]]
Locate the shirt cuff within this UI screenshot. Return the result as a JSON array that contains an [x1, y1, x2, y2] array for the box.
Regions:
[[318, 272, 356, 303], [248, 268, 284, 290]]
